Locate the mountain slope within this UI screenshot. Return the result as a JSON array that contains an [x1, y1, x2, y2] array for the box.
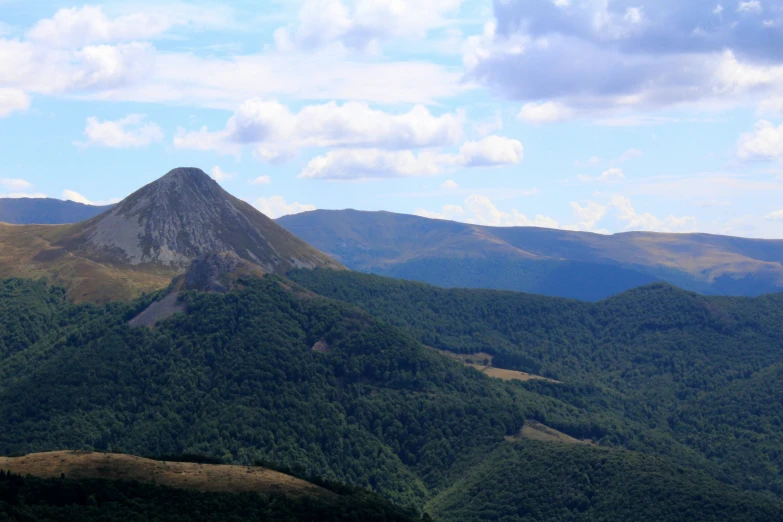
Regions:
[[0, 455, 423, 522], [289, 269, 783, 497], [0, 198, 112, 225], [2, 275, 783, 520], [278, 209, 783, 299], [0, 168, 342, 301]]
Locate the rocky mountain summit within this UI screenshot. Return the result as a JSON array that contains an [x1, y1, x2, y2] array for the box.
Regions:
[[67, 167, 342, 274]]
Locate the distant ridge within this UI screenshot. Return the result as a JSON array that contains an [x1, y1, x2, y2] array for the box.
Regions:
[[0, 197, 111, 224], [278, 209, 783, 300]]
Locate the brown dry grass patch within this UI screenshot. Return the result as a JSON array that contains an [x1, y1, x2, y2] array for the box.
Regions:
[[0, 451, 331, 498], [0, 224, 175, 302], [506, 420, 594, 445], [434, 348, 559, 383]]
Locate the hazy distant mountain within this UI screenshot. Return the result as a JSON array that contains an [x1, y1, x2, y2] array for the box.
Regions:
[[0, 167, 343, 301], [0, 197, 112, 224], [278, 209, 783, 300]]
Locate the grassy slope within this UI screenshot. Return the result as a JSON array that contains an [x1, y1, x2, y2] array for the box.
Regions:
[[0, 451, 327, 497], [0, 223, 176, 302]]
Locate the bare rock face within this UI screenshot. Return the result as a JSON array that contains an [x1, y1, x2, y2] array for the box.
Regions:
[[71, 167, 342, 274]]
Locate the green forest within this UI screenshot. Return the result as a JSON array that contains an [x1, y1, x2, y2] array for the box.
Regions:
[[1, 274, 783, 520]]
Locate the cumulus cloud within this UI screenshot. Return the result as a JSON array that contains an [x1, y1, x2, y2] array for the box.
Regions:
[[175, 100, 463, 158], [464, 2, 783, 118], [255, 196, 316, 218], [0, 178, 32, 190], [298, 135, 523, 180], [75, 114, 164, 148], [0, 89, 31, 117], [62, 190, 120, 206], [26, 5, 234, 48], [570, 201, 609, 230], [610, 195, 697, 232], [1, 6, 462, 110], [459, 136, 524, 167], [415, 194, 560, 228], [250, 175, 272, 185], [275, 0, 462, 52], [441, 179, 459, 189], [299, 149, 449, 180], [210, 166, 236, 182], [518, 101, 573, 124], [767, 209, 783, 220], [737, 120, 783, 160]]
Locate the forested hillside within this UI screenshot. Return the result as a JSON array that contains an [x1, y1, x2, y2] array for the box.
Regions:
[[290, 269, 783, 498], [1, 275, 782, 520]]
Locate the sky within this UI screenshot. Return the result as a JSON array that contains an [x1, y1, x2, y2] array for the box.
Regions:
[[1, 1, 783, 237]]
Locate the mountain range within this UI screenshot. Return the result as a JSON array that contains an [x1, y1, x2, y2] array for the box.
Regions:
[[279, 209, 783, 300], [7, 190, 783, 301], [3, 167, 783, 520]]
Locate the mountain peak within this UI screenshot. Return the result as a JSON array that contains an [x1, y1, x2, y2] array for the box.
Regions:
[[63, 167, 343, 274]]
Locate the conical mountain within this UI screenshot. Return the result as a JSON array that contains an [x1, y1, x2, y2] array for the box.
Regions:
[[63, 167, 342, 274]]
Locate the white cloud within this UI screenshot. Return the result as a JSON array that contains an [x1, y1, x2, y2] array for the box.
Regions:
[[250, 175, 272, 185], [298, 134, 523, 180], [459, 136, 524, 167], [26, 5, 235, 48], [610, 195, 697, 232], [75, 114, 164, 148], [579, 168, 626, 183], [518, 101, 573, 124], [767, 209, 783, 220], [570, 201, 608, 230], [0, 89, 31, 117], [0, 192, 48, 199], [62, 190, 119, 206], [255, 196, 316, 218], [299, 149, 449, 180], [175, 99, 463, 158], [441, 179, 459, 189], [415, 194, 560, 228], [1, 31, 462, 108], [465, 2, 783, 118], [276, 0, 462, 52], [0, 178, 32, 190], [737, 1, 762, 14], [211, 166, 236, 182], [737, 120, 783, 161]]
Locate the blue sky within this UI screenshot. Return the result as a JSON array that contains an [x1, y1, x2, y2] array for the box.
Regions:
[[1, 0, 783, 237]]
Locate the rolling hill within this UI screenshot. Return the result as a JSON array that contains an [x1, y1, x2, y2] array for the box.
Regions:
[[0, 168, 342, 302], [0, 451, 422, 522], [278, 209, 783, 300], [0, 197, 111, 225]]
